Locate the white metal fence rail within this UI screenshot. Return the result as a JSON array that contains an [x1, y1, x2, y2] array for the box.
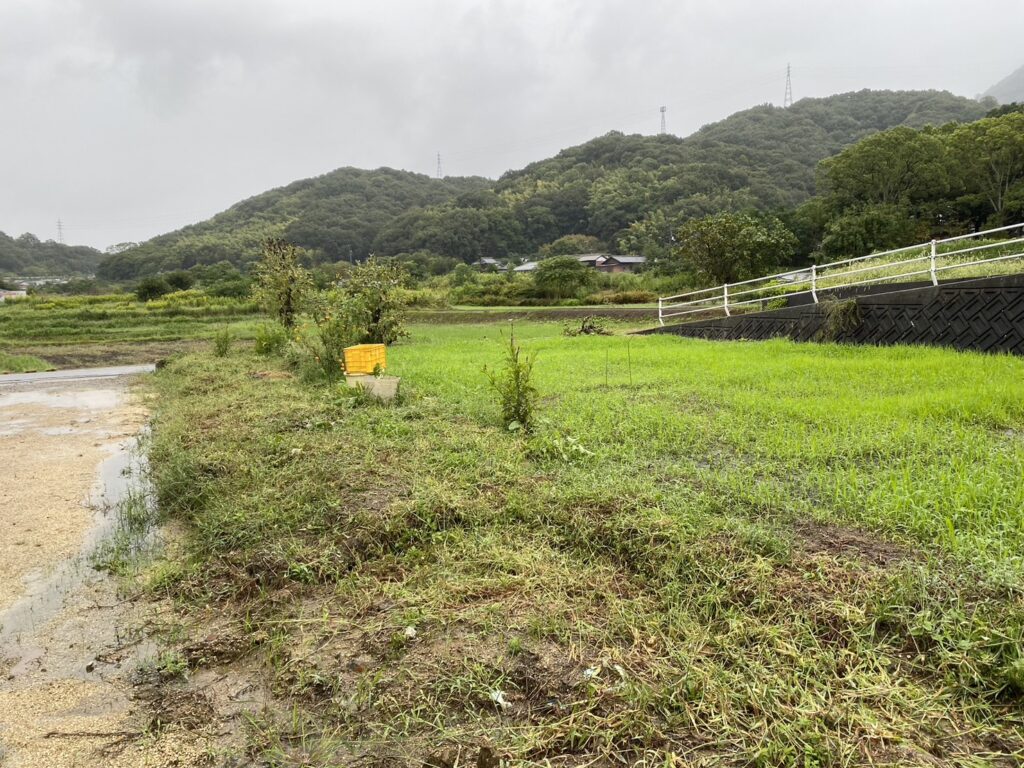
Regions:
[[658, 222, 1024, 326]]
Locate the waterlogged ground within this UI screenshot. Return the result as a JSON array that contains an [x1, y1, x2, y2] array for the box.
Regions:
[[0, 369, 214, 767]]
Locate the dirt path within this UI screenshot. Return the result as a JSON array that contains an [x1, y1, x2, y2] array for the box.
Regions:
[[0, 370, 212, 767]]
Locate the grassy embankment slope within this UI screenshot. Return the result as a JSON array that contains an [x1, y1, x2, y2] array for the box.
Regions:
[[145, 322, 1024, 766]]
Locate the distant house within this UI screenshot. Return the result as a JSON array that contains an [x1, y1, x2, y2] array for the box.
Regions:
[[471, 257, 507, 272], [596, 255, 646, 273], [511, 254, 646, 274], [574, 253, 607, 268], [0, 289, 27, 302]]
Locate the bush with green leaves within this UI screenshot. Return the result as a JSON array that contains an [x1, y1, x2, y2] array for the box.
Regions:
[[212, 327, 234, 357], [135, 276, 171, 301], [485, 330, 538, 433], [335, 257, 409, 345], [534, 256, 596, 299], [252, 238, 312, 328], [254, 323, 289, 356]]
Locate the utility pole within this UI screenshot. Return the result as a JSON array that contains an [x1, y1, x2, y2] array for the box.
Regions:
[[436, 152, 442, 179], [659, 106, 667, 135], [56, 218, 64, 244], [784, 63, 793, 108]]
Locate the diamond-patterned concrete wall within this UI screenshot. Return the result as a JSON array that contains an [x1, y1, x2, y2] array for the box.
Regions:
[[645, 274, 1024, 355]]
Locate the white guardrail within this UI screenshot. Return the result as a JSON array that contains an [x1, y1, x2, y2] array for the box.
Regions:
[[658, 222, 1024, 326]]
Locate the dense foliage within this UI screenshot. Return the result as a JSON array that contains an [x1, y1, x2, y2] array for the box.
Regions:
[[0, 231, 104, 277], [98, 168, 490, 279], [95, 89, 987, 281]]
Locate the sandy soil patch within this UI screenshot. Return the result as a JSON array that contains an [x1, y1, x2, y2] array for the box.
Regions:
[[0, 379, 147, 610]]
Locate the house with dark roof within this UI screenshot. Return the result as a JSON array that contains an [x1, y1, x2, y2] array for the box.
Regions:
[[471, 257, 507, 272], [596, 255, 646, 273]]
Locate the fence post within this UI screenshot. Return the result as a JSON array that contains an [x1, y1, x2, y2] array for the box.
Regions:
[[811, 264, 818, 304], [723, 283, 731, 317], [930, 239, 938, 286], [658, 296, 664, 326]]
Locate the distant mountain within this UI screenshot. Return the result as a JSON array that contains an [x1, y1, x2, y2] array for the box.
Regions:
[[98, 89, 988, 279], [98, 168, 490, 280], [0, 232, 104, 277], [985, 64, 1024, 104], [498, 89, 987, 213]]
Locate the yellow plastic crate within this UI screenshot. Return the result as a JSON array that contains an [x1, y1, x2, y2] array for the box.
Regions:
[[343, 343, 387, 374]]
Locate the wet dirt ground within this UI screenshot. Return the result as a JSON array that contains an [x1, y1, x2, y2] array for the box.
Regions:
[[0, 368, 216, 767]]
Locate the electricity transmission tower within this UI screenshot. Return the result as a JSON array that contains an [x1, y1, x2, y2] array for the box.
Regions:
[[784, 63, 793, 108], [57, 218, 64, 244], [436, 152, 442, 179], [659, 106, 667, 134]]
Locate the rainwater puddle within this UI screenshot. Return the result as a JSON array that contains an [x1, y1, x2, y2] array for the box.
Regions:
[[0, 434, 152, 648]]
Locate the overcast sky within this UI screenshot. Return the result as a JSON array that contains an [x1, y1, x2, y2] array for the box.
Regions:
[[2, 0, 1021, 250]]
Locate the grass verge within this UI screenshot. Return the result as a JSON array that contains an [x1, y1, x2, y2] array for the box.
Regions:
[[0, 349, 53, 373], [145, 323, 1024, 766]]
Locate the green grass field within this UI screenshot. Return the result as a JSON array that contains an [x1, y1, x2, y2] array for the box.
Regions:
[[0, 349, 54, 373], [0, 291, 263, 346], [143, 322, 1024, 766]]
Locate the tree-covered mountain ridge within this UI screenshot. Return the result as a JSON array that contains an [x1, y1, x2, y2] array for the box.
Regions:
[[92, 88, 987, 279], [0, 231, 104, 278]]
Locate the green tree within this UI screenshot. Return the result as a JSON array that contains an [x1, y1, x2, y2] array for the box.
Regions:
[[539, 234, 605, 257], [820, 126, 947, 206], [135, 276, 171, 301], [668, 213, 797, 284], [533, 256, 595, 299], [818, 205, 927, 259], [164, 270, 194, 291], [252, 239, 312, 328], [950, 113, 1024, 215], [617, 210, 675, 265]]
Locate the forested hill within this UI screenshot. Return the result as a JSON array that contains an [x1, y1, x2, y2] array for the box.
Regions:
[[98, 89, 986, 279], [99, 168, 491, 279], [498, 90, 987, 214], [0, 232, 104, 277]]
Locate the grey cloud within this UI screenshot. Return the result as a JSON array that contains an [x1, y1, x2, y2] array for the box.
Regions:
[[1, 0, 1022, 249]]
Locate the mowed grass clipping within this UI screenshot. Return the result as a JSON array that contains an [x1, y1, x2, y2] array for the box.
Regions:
[[146, 324, 1024, 767]]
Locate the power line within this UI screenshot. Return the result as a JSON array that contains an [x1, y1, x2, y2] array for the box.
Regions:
[[659, 106, 667, 135], [784, 63, 793, 108]]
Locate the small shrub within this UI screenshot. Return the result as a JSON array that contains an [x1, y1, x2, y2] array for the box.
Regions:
[[136, 276, 171, 301], [485, 330, 538, 433], [766, 297, 789, 310], [212, 327, 234, 357], [337, 257, 410, 345], [563, 316, 612, 337], [254, 323, 289, 356]]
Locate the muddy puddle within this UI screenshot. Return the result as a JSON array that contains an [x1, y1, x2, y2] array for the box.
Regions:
[[0, 369, 220, 767], [0, 433, 149, 649]]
